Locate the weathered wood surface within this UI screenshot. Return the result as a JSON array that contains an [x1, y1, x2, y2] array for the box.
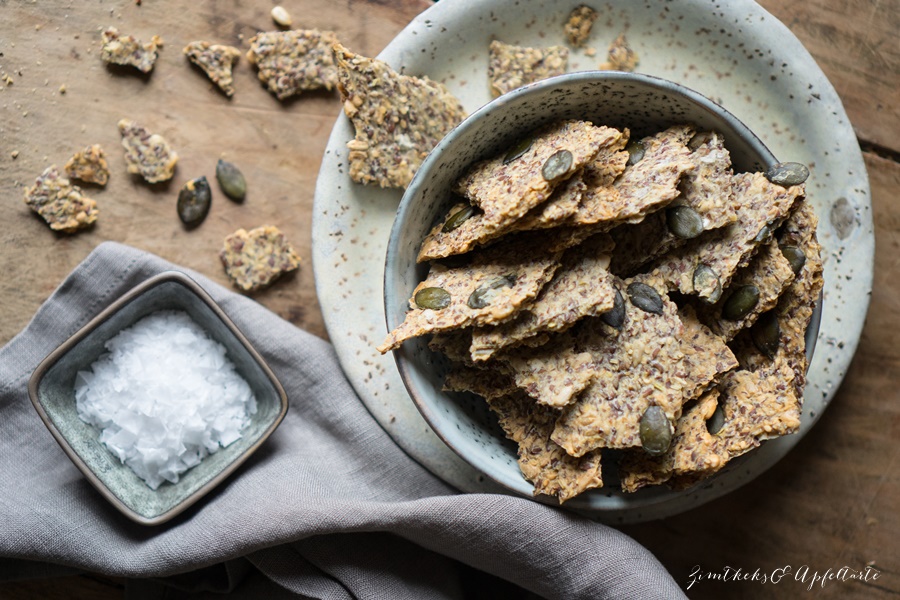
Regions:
[[1, 0, 897, 598]]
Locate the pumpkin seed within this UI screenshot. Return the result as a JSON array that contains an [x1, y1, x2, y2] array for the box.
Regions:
[[765, 161, 809, 187], [177, 176, 211, 226], [627, 282, 664, 315], [692, 264, 722, 304], [442, 205, 476, 232], [216, 159, 246, 201], [467, 274, 516, 309], [541, 149, 574, 182], [600, 288, 626, 329], [706, 402, 725, 435], [415, 287, 451, 310], [666, 205, 704, 239], [722, 285, 760, 321], [780, 244, 806, 275], [751, 310, 780, 359], [625, 139, 645, 165], [503, 136, 534, 164], [753, 222, 773, 243], [688, 131, 712, 151], [639, 406, 673, 456]]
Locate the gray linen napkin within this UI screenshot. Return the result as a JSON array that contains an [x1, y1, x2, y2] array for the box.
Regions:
[[0, 242, 687, 600]]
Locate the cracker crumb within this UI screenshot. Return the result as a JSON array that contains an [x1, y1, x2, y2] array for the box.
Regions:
[[600, 33, 639, 72], [65, 144, 110, 186], [24, 165, 99, 232], [488, 40, 569, 98], [184, 41, 241, 97], [118, 118, 178, 183], [220, 225, 301, 291], [246, 29, 338, 100], [564, 5, 599, 47], [100, 27, 163, 73]]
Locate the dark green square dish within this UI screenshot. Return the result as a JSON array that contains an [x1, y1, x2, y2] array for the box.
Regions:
[[28, 271, 288, 526]]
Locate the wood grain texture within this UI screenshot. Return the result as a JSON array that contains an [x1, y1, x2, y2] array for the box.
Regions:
[[1, 0, 898, 598]]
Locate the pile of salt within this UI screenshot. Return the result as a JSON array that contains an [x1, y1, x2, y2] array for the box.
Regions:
[[74, 310, 257, 490]]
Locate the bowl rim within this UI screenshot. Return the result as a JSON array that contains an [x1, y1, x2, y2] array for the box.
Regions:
[[27, 270, 289, 526], [384, 70, 817, 509]]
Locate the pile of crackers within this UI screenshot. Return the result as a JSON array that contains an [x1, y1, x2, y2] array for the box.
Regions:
[[378, 120, 823, 503]]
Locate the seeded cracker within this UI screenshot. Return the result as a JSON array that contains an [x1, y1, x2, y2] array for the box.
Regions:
[[498, 332, 595, 408], [64, 144, 110, 186], [566, 126, 694, 228], [184, 41, 241, 97], [417, 172, 587, 262], [488, 40, 569, 98], [552, 283, 737, 455], [456, 121, 623, 227], [24, 165, 98, 232], [219, 225, 301, 292], [333, 44, 466, 189], [599, 33, 639, 72], [100, 27, 163, 73], [443, 365, 519, 400], [118, 119, 178, 183], [652, 171, 804, 302], [564, 5, 599, 47], [378, 232, 574, 353], [609, 131, 737, 275], [696, 239, 796, 340], [246, 30, 338, 100], [470, 233, 617, 359], [488, 392, 604, 502]]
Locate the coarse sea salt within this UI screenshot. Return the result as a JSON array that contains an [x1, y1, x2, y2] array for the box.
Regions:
[[74, 310, 257, 490]]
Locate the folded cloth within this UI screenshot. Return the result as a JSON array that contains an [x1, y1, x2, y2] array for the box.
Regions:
[[0, 242, 686, 600]]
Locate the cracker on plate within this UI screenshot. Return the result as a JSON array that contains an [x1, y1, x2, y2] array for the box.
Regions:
[[118, 119, 178, 183], [599, 33, 639, 72], [564, 5, 599, 47], [219, 225, 301, 292], [100, 27, 163, 73], [488, 40, 569, 97], [24, 165, 98, 232], [246, 29, 338, 100], [184, 41, 241, 97], [335, 43, 467, 189], [64, 144, 110, 186]]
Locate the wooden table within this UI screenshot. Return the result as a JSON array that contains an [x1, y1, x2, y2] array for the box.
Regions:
[[1, 1, 897, 598]]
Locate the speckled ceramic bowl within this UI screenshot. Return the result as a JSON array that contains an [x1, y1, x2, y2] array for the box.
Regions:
[[384, 71, 819, 512], [28, 271, 288, 526]]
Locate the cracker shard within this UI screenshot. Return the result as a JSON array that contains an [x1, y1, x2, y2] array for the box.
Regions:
[[219, 225, 301, 292], [564, 5, 599, 47], [456, 121, 624, 229], [24, 165, 99, 232], [600, 33, 639, 72], [470, 233, 617, 359], [488, 40, 569, 98], [499, 332, 595, 408], [488, 392, 603, 502], [118, 119, 178, 183], [100, 27, 163, 74], [246, 29, 338, 100], [65, 144, 110, 186], [184, 41, 241, 97], [334, 43, 466, 190], [552, 280, 736, 455], [377, 232, 568, 353], [653, 171, 804, 301]]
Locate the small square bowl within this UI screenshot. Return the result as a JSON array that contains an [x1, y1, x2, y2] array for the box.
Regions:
[[28, 271, 288, 526]]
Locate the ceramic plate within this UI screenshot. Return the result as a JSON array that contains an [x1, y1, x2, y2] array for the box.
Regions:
[[312, 0, 873, 523]]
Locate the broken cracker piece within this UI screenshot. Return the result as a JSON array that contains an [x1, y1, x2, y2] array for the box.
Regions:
[[488, 40, 569, 98], [499, 332, 595, 408], [600, 33, 638, 72], [488, 392, 603, 502], [564, 5, 599, 47], [64, 144, 110, 186], [118, 118, 178, 183], [219, 225, 301, 292], [246, 29, 338, 100], [100, 27, 163, 74], [184, 41, 241, 97], [335, 43, 466, 189], [24, 165, 98, 232]]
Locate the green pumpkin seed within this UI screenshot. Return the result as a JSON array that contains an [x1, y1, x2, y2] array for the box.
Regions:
[[541, 149, 574, 182], [666, 205, 704, 239], [627, 282, 664, 315], [779, 245, 806, 276], [706, 402, 725, 435], [415, 287, 451, 310], [625, 140, 645, 165], [442, 205, 476, 233], [177, 176, 211, 226], [600, 288, 626, 329], [640, 405, 673, 456], [467, 274, 516, 309], [765, 161, 809, 187], [751, 310, 780, 359], [216, 159, 247, 201], [722, 285, 760, 321], [688, 131, 712, 151], [753, 222, 773, 243], [503, 136, 534, 164], [693, 264, 722, 304]]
